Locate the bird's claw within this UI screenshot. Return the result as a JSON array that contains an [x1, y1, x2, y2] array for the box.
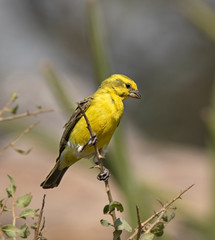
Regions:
[[88, 133, 97, 146], [97, 167, 110, 182]]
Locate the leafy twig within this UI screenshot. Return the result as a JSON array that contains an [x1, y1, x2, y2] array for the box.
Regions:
[[0, 122, 39, 155]]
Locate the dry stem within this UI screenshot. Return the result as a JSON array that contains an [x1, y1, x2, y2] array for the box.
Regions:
[[34, 194, 46, 240]]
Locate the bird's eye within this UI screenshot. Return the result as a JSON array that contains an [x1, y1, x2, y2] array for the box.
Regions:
[[125, 83, 131, 89]]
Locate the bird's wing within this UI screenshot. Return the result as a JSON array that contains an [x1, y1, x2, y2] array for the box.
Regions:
[[58, 96, 94, 157]]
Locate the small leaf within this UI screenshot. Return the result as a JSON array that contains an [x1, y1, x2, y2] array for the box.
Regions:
[[168, 212, 175, 222], [103, 204, 110, 214], [110, 201, 124, 213], [35, 105, 43, 109], [3, 206, 10, 212], [100, 219, 113, 227], [163, 212, 175, 222], [103, 201, 124, 214], [19, 208, 38, 219], [16, 194, 32, 208], [0, 197, 6, 208], [18, 224, 30, 238], [140, 233, 155, 240], [1, 224, 20, 238], [31, 222, 37, 230], [6, 175, 16, 198], [151, 222, 164, 237], [14, 148, 32, 155], [113, 230, 122, 240], [10, 92, 18, 101], [10, 104, 19, 114], [114, 218, 132, 232]]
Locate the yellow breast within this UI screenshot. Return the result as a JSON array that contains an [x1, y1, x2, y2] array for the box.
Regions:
[[69, 91, 124, 157]]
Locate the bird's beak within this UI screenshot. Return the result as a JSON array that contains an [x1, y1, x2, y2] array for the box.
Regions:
[[129, 90, 141, 99]]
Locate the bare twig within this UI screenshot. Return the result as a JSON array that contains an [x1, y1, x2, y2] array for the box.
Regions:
[[34, 194, 46, 240], [136, 205, 142, 240], [0, 108, 54, 122], [128, 184, 194, 240], [77, 103, 118, 236], [0, 122, 39, 155]]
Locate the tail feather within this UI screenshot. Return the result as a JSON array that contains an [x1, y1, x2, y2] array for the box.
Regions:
[[40, 161, 69, 189]]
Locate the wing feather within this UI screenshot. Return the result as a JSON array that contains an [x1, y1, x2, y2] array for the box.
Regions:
[[58, 96, 93, 158]]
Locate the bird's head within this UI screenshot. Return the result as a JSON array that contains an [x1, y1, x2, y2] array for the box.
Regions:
[[101, 74, 141, 100]]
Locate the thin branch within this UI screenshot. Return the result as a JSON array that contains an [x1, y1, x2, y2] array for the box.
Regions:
[[136, 205, 142, 240], [34, 194, 46, 240], [0, 108, 54, 122], [11, 196, 17, 240], [128, 184, 194, 240], [77, 103, 119, 236], [0, 122, 39, 155]]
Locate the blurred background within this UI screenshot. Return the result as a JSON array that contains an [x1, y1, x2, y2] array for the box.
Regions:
[[1, 0, 215, 239]]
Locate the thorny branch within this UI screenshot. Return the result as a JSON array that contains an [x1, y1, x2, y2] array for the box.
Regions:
[[128, 184, 194, 240], [77, 103, 119, 235]]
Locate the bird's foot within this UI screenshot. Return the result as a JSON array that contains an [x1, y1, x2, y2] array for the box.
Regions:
[[88, 133, 97, 146], [80, 133, 98, 152], [97, 167, 110, 182]]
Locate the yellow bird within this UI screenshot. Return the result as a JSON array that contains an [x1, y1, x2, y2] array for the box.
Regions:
[[40, 74, 141, 189]]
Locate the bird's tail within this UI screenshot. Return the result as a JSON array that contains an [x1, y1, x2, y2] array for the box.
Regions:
[[40, 160, 69, 189]]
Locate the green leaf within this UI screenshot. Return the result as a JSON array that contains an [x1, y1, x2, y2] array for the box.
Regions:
[[163, 212, 175, 222], [103, 201, 124, 214], [110, 201, 124, 213], [14, 147, 32, 155], [3, 205, 10, 212], [6, 175, 16, 198], [114, 218, 132, 232], [100, 219, 113, 227], [1, 224, 20, 238], [151, 222, 164, 237], [19, 208, 38, 219], [10, 104, 19, 114], [103, 204, 110, 214], [10, 92, 18, 101], [35, 104, 43, 109], [140, 233, 155, 240], [0, 197, 6, 208], [16, 194, 32, 208], [18, 224, 30, 238], [113, 230, 122, 240], [167, 212, 175, 222], [31, 222, 37, 230]]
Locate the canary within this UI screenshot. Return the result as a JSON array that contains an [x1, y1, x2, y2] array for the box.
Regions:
[[41, 74, 141, 189]]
